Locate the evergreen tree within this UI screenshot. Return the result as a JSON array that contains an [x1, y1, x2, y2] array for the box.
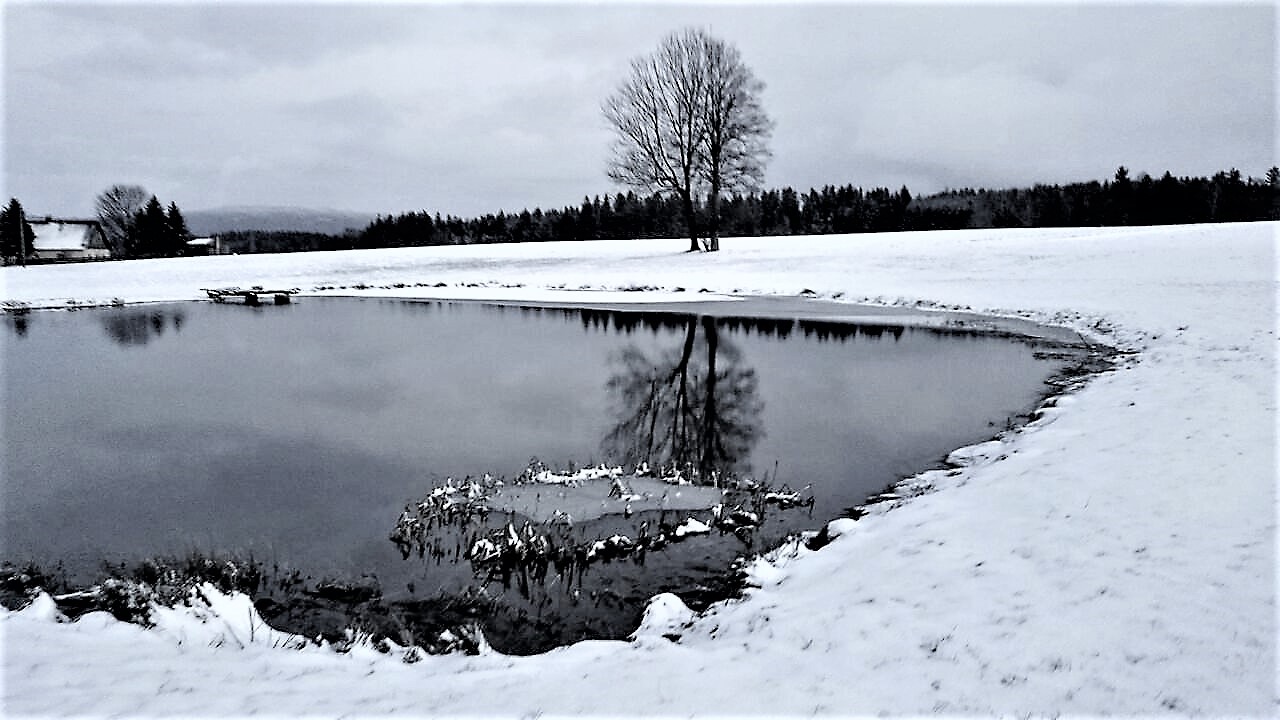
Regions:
[[597, 195, 615, 238], [1211, 169, 1247, 222], [779, 188, 802, 233], [802, 189, 820, 233], [513, 209, 534, 243], [133, 196, 169, 257], [1268, 167, 1280, 220], [759, 189, 780, 234], [530, 208, 547, 242], [0, 198, 35, 266], [1107, 165, 1133, 225], [578, 196, 597, 240], [166, 202, 191, 255]]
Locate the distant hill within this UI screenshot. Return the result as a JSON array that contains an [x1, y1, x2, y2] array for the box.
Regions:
[[184, 206, 375, 236]]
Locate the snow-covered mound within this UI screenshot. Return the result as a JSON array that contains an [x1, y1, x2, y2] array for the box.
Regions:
[[3, 223, 1274, 716]]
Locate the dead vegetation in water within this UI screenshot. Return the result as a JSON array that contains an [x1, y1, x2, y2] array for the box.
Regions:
[[388, 458, 815, 609]]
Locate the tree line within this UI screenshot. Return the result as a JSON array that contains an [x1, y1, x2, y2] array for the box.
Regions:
[[916, 166, 1279, 229], [322, 166, 1278, 252], [5, 166, 1276, 264]]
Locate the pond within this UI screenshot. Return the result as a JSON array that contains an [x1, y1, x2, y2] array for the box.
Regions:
[[2, 297, 1088, 653]]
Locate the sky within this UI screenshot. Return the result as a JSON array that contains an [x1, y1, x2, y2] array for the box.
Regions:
[[3, 1, 1276, 218]]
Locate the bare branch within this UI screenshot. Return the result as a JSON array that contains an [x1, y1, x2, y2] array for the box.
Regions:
[[94, 184, 149, 257]]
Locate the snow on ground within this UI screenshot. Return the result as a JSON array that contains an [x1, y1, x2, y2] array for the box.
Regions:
[[2, 223, 1275, 716]]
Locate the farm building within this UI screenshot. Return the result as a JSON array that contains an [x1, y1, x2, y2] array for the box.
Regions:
[[185, 236, 221, 255], [29, 218, 110, 261]]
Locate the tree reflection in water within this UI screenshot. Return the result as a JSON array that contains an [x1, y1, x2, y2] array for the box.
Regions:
[[5, 312, 31, 338], [602, 314, 763, 480], [100, 309, 185, 346]]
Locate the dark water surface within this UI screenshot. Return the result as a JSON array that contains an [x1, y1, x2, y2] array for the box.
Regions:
[[3, 298, 1079, 651]]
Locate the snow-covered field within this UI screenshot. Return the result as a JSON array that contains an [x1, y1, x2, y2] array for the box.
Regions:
[[2, 223, 1275, 716]]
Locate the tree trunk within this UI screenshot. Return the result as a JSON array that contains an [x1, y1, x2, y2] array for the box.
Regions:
[[705, 173, 721, 252], [699, 316, 720, 475], [681, 192, 700, 252], [701, 152, 721, 251], [669, 320, 699, 466]]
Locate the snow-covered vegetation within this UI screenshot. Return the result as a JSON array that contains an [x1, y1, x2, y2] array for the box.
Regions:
[[2, 223, 1274, 715]]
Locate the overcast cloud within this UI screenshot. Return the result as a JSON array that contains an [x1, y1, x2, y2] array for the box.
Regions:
[[3, 2, 1275, 218]]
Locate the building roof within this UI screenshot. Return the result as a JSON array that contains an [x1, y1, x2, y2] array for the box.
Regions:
[[30, 220, 106, 252]]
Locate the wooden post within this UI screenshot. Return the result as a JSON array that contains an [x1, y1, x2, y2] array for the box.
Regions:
[[15, 204, 26, 268]]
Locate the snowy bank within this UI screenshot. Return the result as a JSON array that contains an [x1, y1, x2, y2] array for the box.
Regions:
[[2, 223, 1275, 716]]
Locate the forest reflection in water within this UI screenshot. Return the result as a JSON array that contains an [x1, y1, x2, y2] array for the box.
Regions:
[[99, 308, 187, 346], [513, 304, 911, 481]]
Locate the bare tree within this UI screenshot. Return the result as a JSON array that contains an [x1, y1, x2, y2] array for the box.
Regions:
[[698, 35, 772, 251], [603, 29, 710, 252], [95, 184, 148, 257], [604, 29, 771, 253]]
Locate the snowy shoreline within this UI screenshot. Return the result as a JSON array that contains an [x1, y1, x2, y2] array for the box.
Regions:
[[3, 223, 1275, 716]]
